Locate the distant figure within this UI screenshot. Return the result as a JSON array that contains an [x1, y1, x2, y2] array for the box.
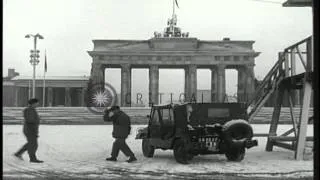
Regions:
[[186, 104, 194, 130], [104, 106, 137, 163], [14, 98, 44, 163]]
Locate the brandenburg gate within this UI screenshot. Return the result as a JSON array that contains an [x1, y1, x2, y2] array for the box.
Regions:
[[88, 14, 260, 107]]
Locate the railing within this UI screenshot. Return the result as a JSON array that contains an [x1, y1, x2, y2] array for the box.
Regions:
[[283, 36, 313, 74], [246, 54, 285, 121]]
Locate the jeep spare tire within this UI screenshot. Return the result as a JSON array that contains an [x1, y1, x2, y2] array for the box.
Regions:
[[222, 119, 253, 147], [142, 139, 155, 157]]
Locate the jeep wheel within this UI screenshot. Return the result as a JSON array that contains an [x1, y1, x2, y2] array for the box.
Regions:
[[142, 139, 155, 157], [173, 139, 189, 164], [187, 153, 194, 161], [225, 148, 245, 162]]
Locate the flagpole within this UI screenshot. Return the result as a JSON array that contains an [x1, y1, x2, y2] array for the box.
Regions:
[[28, 80, 31, 100], [42, 50, 46, 107], [43, 71, 46, 107], [172, 0, 175, 35], [173, 0, 175, 17]]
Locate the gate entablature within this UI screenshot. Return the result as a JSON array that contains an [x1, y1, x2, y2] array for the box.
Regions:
[[88, 38, 258, 51], [88, 38, 259, 66]]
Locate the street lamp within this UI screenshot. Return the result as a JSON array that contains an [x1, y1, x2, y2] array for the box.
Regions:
[[25, 33, 44, 98]]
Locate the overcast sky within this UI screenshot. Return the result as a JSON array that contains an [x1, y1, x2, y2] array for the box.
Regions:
[[3, 0, 312, 102]]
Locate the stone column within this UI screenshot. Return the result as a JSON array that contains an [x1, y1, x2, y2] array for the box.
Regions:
[[14, 87, 20, 107], [184, 67, 190, 98], [187, 65, 197, 102], [217, 65, 226, 102], [245, 64, 255, 102], [48, 87, 53, 107], [237, 66, 247, 102], [65, 87, 71, 107], [211, 66, 218, 102], [90, 63, 105, 85], [121, 64, 131, 107], [81, 87, 86, 107], [149, 65, 159, 106]]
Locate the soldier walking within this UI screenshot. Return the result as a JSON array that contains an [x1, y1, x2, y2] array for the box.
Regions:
[[104, 106, 137, 163], [14, 98, 43, 163]]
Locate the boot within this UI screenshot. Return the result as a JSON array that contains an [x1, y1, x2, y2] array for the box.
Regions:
[[13, 153, 23, 160], [29, 155, 44, 163], [126, 156, 137, 163], [30, 159, 44, 163], [106, 157, 117, 161]]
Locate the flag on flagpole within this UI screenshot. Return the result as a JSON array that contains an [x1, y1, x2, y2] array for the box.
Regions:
[[175, 0, 179, 8], [44, 51, 47, 73]]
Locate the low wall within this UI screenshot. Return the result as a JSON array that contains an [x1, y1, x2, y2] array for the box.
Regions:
[[2, 107, 313, 125]]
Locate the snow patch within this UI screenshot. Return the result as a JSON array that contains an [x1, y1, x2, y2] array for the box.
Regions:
[[3, 125, 313, 179]]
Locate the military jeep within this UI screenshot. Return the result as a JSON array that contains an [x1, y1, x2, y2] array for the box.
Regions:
[[136, 103, 258, 164]]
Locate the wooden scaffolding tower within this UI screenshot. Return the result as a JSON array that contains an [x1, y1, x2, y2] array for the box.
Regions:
[[247, 36, 313, 160]]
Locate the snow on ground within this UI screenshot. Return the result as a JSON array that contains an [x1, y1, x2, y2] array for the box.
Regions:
[[3, 125, 313, 179]]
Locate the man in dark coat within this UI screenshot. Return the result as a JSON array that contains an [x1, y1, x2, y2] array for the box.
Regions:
[[14, 98, 43, 163], [104, 106, 137, 163]]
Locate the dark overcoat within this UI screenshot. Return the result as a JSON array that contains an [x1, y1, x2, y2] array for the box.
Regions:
[[23, 106, 40, 137], [105, 111, 131, 138]]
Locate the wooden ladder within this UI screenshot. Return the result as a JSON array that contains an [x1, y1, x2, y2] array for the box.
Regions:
[[247, 36, 313, 160]]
